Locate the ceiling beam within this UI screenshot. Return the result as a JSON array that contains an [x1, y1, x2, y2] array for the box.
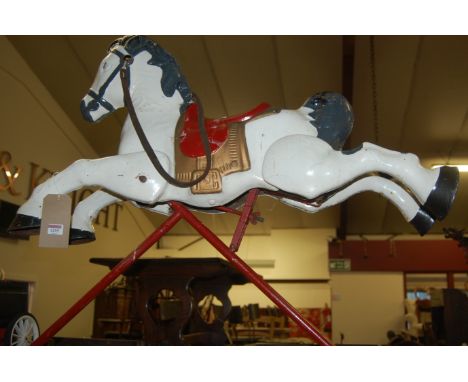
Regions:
[[337, 36, 355, 241]]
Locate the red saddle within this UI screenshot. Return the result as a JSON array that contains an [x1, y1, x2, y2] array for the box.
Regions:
[[178, 102, 271, 158]]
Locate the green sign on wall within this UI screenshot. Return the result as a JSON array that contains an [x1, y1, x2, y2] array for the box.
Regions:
[[329, 258, 351, 271]]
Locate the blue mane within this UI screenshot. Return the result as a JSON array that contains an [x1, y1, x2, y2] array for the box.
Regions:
[[304, 92, 354, 151], [110, 36, 193, 111]]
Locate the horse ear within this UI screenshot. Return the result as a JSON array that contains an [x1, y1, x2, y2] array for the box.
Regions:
[[108, 37, 124, 52]]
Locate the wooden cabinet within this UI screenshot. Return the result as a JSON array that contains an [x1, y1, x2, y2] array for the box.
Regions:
[[91, 258, 247, 345]]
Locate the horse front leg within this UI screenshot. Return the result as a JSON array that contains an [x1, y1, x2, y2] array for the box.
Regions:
[[278, 176, 435, 235], [8, 152, 169, 238], [70, 190, 122, 244]]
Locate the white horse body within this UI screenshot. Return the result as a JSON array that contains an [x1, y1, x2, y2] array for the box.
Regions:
[[9, 36, 459, 242], [159, 110, 318, 204]]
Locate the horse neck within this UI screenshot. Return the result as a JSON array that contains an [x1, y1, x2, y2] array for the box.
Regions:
[[125, 93, 179, 150], [124, 58, 189, 146], [128, 59, 181, 113], [129, 91, 181, 137], [132, 86, 181, 114]]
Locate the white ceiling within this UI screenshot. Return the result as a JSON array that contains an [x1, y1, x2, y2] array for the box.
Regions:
[[7, 35, 468, 236]]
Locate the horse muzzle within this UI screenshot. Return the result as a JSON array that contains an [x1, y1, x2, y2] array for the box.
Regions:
[[80, 92, 115, 123], [80, 98, 99, 123]]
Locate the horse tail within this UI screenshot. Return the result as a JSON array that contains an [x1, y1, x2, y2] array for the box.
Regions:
[[301, 92, 354, 150]]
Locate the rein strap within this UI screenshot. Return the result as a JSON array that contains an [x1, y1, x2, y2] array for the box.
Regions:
[[119, 61, 212, 188]]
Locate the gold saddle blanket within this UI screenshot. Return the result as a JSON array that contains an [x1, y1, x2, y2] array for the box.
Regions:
[[174, 102, 278, 194], [175, 120, 251, 194]]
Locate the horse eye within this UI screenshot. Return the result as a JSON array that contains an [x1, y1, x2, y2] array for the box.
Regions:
[[102, 62, 108, 70]]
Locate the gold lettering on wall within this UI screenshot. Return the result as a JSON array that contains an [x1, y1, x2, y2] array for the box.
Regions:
[[0, 151, 22, 196], [112, 204, 123, 231]]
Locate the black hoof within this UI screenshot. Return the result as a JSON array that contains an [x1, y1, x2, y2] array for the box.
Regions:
[[423, 166, 459, 221], [410, 209, 435, 236], [69, 229, 96, 245], [7, 214, 41, 237]]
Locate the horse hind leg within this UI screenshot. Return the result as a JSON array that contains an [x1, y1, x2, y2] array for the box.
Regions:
[[265, 136, 458, 222], [279, 176, 435, 236], [421, 165, 459, 220], [348, 143, 459, 221]]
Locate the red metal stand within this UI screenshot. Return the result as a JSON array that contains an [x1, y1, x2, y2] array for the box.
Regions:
[[32, 189, 332, 346], [170, 200, 332, 345], [32, 211, 183, 346]]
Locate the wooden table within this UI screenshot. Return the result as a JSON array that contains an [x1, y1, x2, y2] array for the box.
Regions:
[[90, 257, 248, 345]]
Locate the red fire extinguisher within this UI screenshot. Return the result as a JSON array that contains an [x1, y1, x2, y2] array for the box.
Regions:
[[322, 303, 332, 339]]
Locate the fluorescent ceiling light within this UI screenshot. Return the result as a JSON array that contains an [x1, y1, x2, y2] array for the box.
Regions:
[[431, 164, 468, 172]]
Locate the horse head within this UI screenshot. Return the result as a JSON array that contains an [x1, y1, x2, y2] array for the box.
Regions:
[[80, 35, 193, 123]]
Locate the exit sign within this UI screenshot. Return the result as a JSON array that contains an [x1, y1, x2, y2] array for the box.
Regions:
[[329, 258, 351, 271]]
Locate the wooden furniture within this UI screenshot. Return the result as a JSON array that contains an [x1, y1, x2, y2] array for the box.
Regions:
[[92, 280, 141, 340], [226, 305, 291, 344], [91, 257, 248, 345], [431, 288, 468, 345]]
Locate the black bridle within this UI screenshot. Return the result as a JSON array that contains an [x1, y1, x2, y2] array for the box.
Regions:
[[85, 50, 129, 113], [88, 48, 212, 188]]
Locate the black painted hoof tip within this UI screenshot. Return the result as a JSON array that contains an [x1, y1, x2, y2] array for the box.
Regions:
[[7, 214, 41, 237], [424, 166, 459, 221], [410, 209, 435, 236], [69, 229, 96, 245]]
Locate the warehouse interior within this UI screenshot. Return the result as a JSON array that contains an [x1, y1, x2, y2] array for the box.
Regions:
[[1, 34, 467, 348]]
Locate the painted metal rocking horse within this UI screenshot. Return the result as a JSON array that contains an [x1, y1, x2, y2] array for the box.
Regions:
[[9, 35, 459, 242], [7, 36, 460, 346]]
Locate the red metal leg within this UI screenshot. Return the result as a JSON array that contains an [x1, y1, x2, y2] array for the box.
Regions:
[[32, 211, 183, 346], [169, 201, 333, 346], [229, 189, 260, 252]]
